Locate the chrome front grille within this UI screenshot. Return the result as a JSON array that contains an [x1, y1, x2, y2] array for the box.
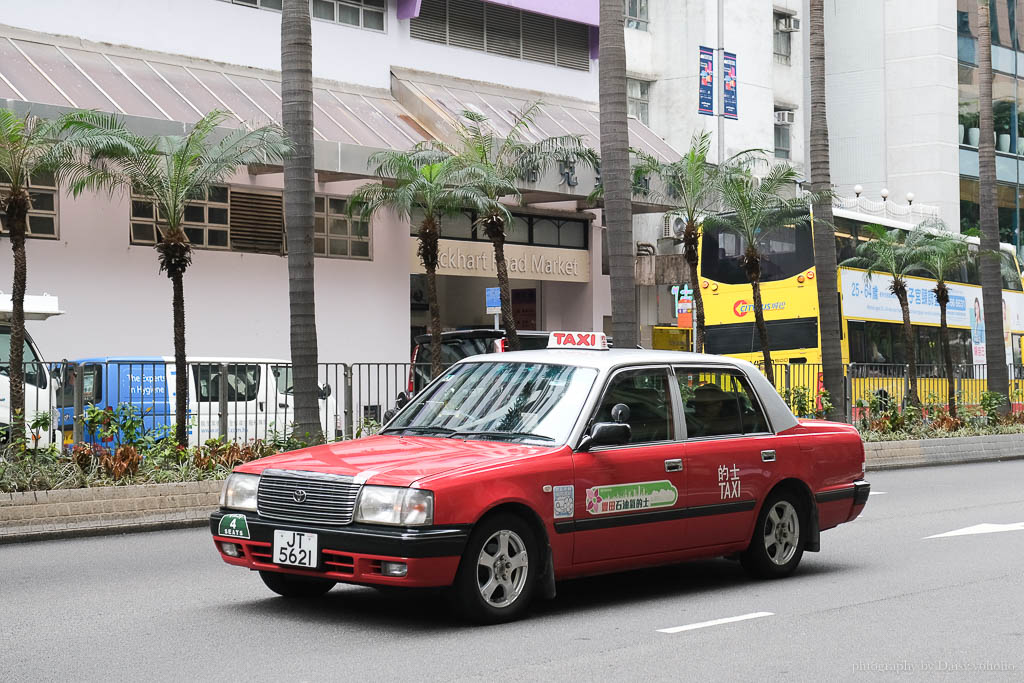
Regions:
[[257, 469, 361, 526]]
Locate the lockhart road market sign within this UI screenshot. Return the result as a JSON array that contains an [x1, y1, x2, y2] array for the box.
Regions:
[[410, 238, 590, 283]]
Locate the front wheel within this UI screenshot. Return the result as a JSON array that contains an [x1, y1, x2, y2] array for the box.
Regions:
[[740, 491, 806, 579], [448, 514, 538, 624], [259, 570, 336, 598]]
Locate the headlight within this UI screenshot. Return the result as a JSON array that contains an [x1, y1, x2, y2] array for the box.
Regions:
[[354, 486, 433, 526], [220, 473, 259, 512]]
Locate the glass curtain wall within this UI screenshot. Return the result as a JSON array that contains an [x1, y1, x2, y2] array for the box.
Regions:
[[957, 0, 1023, 248]]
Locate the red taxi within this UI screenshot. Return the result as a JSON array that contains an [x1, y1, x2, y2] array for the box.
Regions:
[[211, 332, 868, 623]]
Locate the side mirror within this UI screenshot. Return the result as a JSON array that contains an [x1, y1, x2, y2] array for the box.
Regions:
[[395, 391, 410, 409], [319, 383, 332, 400], [578, 421, 631, 451]]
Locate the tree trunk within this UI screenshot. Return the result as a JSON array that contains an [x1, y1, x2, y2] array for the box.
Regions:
[[809, 0, 845, 422], [599, 0, 637, 348], [894, 284, 920, 407], [419, 216, 443, 378], [977, 1, 1010, 410], [936, 284, 957, 418], [750, 278, 775, 385], [483, 213, 519, 350], [4, 189, 29, 444], [683, 221, 704, 352], [171, 269, 189, 447], [282, 0, 323, 443]]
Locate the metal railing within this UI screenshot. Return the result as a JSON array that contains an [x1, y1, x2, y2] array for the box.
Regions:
[[0, 360, 443, 448], [5, 359, 1024, 448]]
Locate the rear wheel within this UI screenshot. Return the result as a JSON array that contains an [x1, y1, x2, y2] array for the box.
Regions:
[[448, 514, 538, 624], [741, 491, 806, 579], [259, 570, 336, 598]]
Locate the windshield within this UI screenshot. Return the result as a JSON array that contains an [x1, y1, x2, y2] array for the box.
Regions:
[[386, 361, 598, 444], [701, 223, 813, 285]]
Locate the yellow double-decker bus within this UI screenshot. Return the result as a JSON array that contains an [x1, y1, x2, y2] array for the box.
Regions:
[[696, 205, 1024, 410]]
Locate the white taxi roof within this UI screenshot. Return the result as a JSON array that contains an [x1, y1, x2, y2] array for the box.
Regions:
[[460, 348, 799, 433]]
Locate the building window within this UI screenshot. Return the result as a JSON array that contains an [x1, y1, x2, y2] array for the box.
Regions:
[[627, 78, 651, 125], [773, 12, 792, 65], [624, 0, 648, 31], [410, 0, 591, 71], [0, 174, 59, 240], [229, 0, 283, 9], [774, 119, 791, 160], [314, 195, 371, 259], [226, 0, 385, 32], [130, 185, 230, 250]]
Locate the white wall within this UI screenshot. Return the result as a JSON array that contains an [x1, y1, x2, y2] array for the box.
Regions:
[[629, 0, 806, 168], [0, 0, 598, 101], [821, 0, 959, 226], [5, 173, 411, 364]]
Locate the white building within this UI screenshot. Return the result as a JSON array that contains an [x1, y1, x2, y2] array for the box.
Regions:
[[0, 0, 678, 364], [621, 0, 807, 343]]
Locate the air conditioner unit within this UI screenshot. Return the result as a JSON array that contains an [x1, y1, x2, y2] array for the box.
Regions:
[[774, 110, 796, 125], [776, 16, 800, 32]]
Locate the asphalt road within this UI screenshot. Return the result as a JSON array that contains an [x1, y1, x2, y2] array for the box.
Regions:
[[2, 461, 1023, 681]]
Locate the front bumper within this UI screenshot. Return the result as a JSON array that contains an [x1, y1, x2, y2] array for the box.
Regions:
[[209, 510, 469, 587]]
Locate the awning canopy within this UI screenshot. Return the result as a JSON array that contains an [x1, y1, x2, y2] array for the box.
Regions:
[[0, 27, 677, 211]]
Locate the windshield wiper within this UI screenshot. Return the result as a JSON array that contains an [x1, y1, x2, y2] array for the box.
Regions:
[[448, 431, 555, 442], [381, 426, 457, 436]]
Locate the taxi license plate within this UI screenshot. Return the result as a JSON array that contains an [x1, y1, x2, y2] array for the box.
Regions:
[[272, 530, 318, 569]]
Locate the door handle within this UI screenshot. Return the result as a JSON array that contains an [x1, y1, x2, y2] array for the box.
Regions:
[[665, 458, 683, 472], [761, 450, 776, 462]]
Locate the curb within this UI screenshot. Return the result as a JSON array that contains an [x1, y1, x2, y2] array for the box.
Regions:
[[4, 439, 1024, 543], [0, 517, 210, 545], [865, 452, 1024, 471]]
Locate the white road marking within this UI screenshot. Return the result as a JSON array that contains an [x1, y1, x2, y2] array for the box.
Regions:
[[657, 612, 773, 634], [925, 522, 1024, 539], [869, 491, 887, 495]]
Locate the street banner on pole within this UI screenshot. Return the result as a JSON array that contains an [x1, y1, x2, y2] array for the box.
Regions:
[[698, 46, 714, 116], [723, 51, 738, 119]]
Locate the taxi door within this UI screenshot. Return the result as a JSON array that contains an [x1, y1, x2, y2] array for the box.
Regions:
[[571, 366, 688, 565], [675, 367, 774, 548]]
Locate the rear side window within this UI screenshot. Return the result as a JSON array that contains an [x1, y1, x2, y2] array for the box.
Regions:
[[192, 364, 261, 402], [594, 367, 674, 443], [676, 368, 769, 438]]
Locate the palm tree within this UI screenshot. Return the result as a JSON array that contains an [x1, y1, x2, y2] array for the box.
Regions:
[[599, 0, 637, 348], [841, 225, 932, 407], [977, 1, 1010, 408], [1, 111, 75, 443], [351, 153, 504, 378], [436, 106, 597, 350], [632, 132, 752, 352], [281, 0, 322, 442], [58, 110, 290, 446], [809, 0, 844, 422], [703, 163, 821, 385], [917, 229, 970, 418]]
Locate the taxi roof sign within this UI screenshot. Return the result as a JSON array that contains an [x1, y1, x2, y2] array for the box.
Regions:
[[547, 331, 609, 350]]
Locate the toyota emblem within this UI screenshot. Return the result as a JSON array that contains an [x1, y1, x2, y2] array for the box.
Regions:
[[292, 489, 307, 503]]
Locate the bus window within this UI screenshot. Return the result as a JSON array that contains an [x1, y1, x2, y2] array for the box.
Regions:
[[701, 223, 813, 285]]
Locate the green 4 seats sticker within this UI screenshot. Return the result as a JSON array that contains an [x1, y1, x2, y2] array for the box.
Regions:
[[218, 514, 250, 539]]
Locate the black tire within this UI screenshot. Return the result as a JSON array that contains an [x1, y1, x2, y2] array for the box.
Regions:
[[448, 513, 539, 624], [259, 570, 336, 598], [740, 489, 807, 579]]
